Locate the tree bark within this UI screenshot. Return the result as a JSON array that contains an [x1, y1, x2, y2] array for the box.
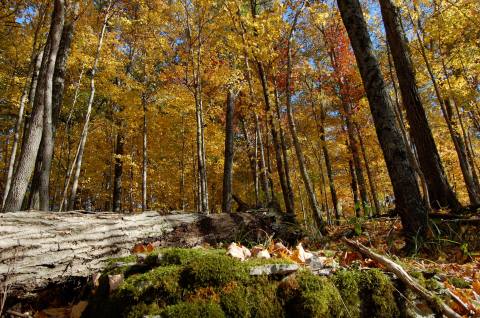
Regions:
[[337, 0, 429, 245], [222, 90, 235, 213], [3, 1, 64, 212], [38, 1, 66, 211], [379, 0, 461, 211], [1, 52, 43, 210]]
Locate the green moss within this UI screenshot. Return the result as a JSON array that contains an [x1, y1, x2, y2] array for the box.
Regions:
[[179, 253, 249, 289], [278, 271, 347, 318], [219, 283, 250, 318], [114, 265, 182, 305], [157, 248, 226, 266], [448, 277, 471, 289], [126, 302, 161, 318], [360, 269, 399, 318], [332, 270, 362, 317], [246, 277, 283, 318], [160, 301, 225, 318]]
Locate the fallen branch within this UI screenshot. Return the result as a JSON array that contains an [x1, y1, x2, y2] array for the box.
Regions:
[[343, 238, 461, 318]]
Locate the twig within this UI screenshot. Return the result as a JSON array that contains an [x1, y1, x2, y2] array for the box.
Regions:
[[343, 238, 461, 318]]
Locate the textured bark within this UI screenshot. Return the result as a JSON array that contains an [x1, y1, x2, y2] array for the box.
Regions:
[[2, 52, 43, 210], [222, 90, 235, 213], [38, 0, 65, 211], [0, 209, 299, 298], [337, 0, 429, 244], [0, 211, 201, 295], [379, 0, 460, 210], [3, 1, 64, 212]]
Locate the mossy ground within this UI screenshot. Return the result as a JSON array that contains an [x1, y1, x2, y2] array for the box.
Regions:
[[83, 248, 400, 318]]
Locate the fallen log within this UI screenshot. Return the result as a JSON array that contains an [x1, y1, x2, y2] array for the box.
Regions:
[[344, 238, 461, 318], [0, 210, 301, 298]]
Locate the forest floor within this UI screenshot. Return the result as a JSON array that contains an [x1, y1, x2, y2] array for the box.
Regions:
[[3, 213, 480, 318]]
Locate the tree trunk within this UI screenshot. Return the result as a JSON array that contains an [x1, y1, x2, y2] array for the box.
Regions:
[[348, 156, 360, 217], [222, 90, 235, 213], [257, 65, 294, 216], [254, 114, 271, 204], [274, 86, 296, 217], [66, 5, 110, 211], [344, 109, 369, 216], [379, 0, 460, 211], [337, 0, 429, 246], [318, 101, 340, 223], [112, 132, 124, 212], [1, 52, 43, 210], [38, 1, 66, 211], [142, 97, 148, 212], [3, 1, 65, 212], [285, 17, 324, 232], [355, 123, 381, 216]]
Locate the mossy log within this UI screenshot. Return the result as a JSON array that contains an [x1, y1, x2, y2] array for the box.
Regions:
[[0, 210, 300, 298]]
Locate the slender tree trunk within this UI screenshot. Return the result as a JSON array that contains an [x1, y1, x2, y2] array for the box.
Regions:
[[2, 52, 43, 210], [348, 156, 360, 217], [239, 117, 259, 205], [285, 15, 325, 232], [274, 86, 296, 217], [254, 114, 271, 204], [66, 5, 110, 211], [3, 0, 65, 212], [257, 65, 294, 216], [355, 123, 381, 216], [344, 109, 369, 216], [112, 131, 124, 212], [222, 89, 235, 213], [38, 3, 69, 211], [337, 0, 429, 246], [379, 0, 460, 211], [180, 114, 186, 210], [142, 97, 148, 212], [57, 66, 84, 211], [319, 101, 340, 223], [443, 99, 480, 205]]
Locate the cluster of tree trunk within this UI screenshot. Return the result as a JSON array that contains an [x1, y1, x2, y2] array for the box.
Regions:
[[1, 0, 479, 250]]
